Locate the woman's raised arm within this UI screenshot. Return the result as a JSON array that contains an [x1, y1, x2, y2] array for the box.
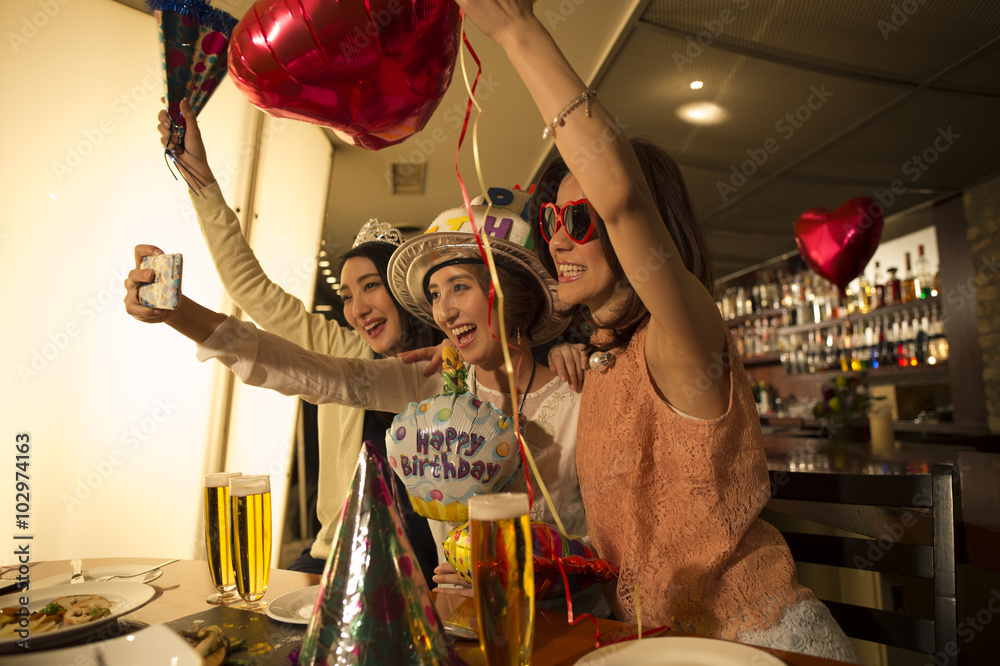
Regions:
[[457, 0, 728, 414]]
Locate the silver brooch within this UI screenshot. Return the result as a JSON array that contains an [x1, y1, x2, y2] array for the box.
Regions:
[[589, 351, 615, 373]]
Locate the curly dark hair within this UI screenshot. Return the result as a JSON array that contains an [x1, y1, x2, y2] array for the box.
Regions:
[[528, 138, 714, 352]]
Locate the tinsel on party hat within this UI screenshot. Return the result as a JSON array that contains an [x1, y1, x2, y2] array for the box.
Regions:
[[297, 441, 462, 666]]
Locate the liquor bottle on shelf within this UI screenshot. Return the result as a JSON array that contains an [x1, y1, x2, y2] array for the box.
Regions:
[[916, 307, 930, 364], [873, 261, 886, 308], [812, 280, 829, 324], [884, 315, 897, 366], [798, 274, 815, 325], [927, 305, 949, 363], [901, 252, 917, 303], [829, 286, 844, 320], [870, 319, 882, 369], [897, 315, 910, 368], [885, 267, 902, 306], [915, 245, 933, 299], [839, 323, 852, 372], [850, 320, 865, 371], [790, 273, 802, 322], [758, 272, 771, 312], [857, 270, 873, 313], [780, 270, 793, 309], [933, 264, 942, 298], [735, 285, 746, 318]]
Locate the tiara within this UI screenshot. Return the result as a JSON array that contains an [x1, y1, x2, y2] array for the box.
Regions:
[[352, 218, 404, 248]]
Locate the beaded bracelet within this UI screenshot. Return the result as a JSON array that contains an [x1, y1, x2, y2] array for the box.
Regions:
[[542, 90, 596, 140]]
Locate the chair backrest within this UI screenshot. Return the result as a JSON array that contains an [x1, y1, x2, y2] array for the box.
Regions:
[[762, 464, 961, 663]]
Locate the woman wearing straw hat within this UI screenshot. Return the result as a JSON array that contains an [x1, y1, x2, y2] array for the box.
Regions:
[[124, 188, 595, 603]]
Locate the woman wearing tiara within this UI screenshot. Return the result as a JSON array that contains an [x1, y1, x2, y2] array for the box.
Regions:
[[157, 102, 441, 578]]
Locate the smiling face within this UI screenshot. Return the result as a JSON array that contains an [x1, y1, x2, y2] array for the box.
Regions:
[[339, 256, 404, 356], [428, 264, 506, 370], [547, 174, 618, 315]]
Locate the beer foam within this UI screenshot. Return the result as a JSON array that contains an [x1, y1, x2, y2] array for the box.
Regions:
[[205, 472, 242, 488], [468, 492, 529, 521], [229, 474, 270, 497]]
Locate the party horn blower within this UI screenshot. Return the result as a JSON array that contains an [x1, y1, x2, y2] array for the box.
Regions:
[[298, 441, 462, 666], [148, 0, 238, 187]]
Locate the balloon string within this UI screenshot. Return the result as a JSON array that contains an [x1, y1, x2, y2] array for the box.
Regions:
[[454, 16, 580, 540]]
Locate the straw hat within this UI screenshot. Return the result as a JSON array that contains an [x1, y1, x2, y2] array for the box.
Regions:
[[388, 187, 568, 345]]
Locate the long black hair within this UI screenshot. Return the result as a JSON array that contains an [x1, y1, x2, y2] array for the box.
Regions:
[[339, 242, 443, 352], [529, 138, 714, 352]]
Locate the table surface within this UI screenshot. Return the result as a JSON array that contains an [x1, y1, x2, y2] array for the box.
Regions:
[[18, 558, 860, 665]]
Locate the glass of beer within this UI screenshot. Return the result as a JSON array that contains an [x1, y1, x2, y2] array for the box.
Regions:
[[204, 472, 242, 605], [469, 492, 534, 665], [229, 474, 272, 610]]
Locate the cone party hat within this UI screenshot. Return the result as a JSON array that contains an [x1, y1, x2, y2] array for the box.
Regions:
[[298, 441, 462, 665]]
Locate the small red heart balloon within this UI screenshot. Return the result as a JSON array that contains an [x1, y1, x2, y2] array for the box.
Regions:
[[794, 197, 884, 294], [227, 0, 461, 150]]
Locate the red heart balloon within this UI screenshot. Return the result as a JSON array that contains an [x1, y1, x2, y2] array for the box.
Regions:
[[228, 0, 461, 150], [794, 197, 884, 294]]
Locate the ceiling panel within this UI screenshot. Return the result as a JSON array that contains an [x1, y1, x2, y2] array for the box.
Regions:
[[641, 0, 1000, 85], [787, 87, 1000, 190], [596, 24, 909, 175]]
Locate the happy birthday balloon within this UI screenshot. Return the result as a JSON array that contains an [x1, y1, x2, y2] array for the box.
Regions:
[[227, 0, 461, 150], [386, 349, 522, 523], [794, 197, 884, 294]]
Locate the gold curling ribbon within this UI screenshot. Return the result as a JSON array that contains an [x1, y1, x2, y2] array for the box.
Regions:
[[456, 14, 570, 541]]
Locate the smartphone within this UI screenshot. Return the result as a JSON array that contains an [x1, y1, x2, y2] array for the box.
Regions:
[[138, 253, 183, 310]]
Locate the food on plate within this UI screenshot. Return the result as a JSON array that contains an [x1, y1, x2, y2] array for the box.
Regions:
[[177, 623, 247, 666], [0, 595, 114, 638]]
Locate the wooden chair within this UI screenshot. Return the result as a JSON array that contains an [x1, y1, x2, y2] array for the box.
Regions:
[[762, 464, 962, 664]]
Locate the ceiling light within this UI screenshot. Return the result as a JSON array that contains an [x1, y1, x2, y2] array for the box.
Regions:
[[49, 192, 58, 200], [318, 260, 330, 267], [677, 102, 727, 125], [690, 81, 703, 90], [326, 277, 337, 284], [322, 268, 331, 276]]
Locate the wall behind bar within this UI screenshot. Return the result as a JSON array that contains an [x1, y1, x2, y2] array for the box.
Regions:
[[964, 173, 1000, 434]]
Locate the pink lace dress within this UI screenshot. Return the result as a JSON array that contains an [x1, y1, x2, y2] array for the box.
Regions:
[[576, 323, 859, 662]]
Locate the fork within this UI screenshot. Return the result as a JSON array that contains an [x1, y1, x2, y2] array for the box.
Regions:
[[93, 559, 179, 583]]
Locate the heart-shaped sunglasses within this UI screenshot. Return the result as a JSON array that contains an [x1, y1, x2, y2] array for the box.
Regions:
[[538, 199, 598, 244]]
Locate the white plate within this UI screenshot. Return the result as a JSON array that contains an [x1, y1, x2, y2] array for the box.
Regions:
[[5, 624, 200, 665], [574, 636, 786, 665], [32, 565, 164, 589], [0, 581, 156, 654], [266, 585, 320, 625]]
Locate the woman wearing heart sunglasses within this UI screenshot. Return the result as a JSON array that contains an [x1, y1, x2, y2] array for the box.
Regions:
[[457, 0, 858, 662]]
